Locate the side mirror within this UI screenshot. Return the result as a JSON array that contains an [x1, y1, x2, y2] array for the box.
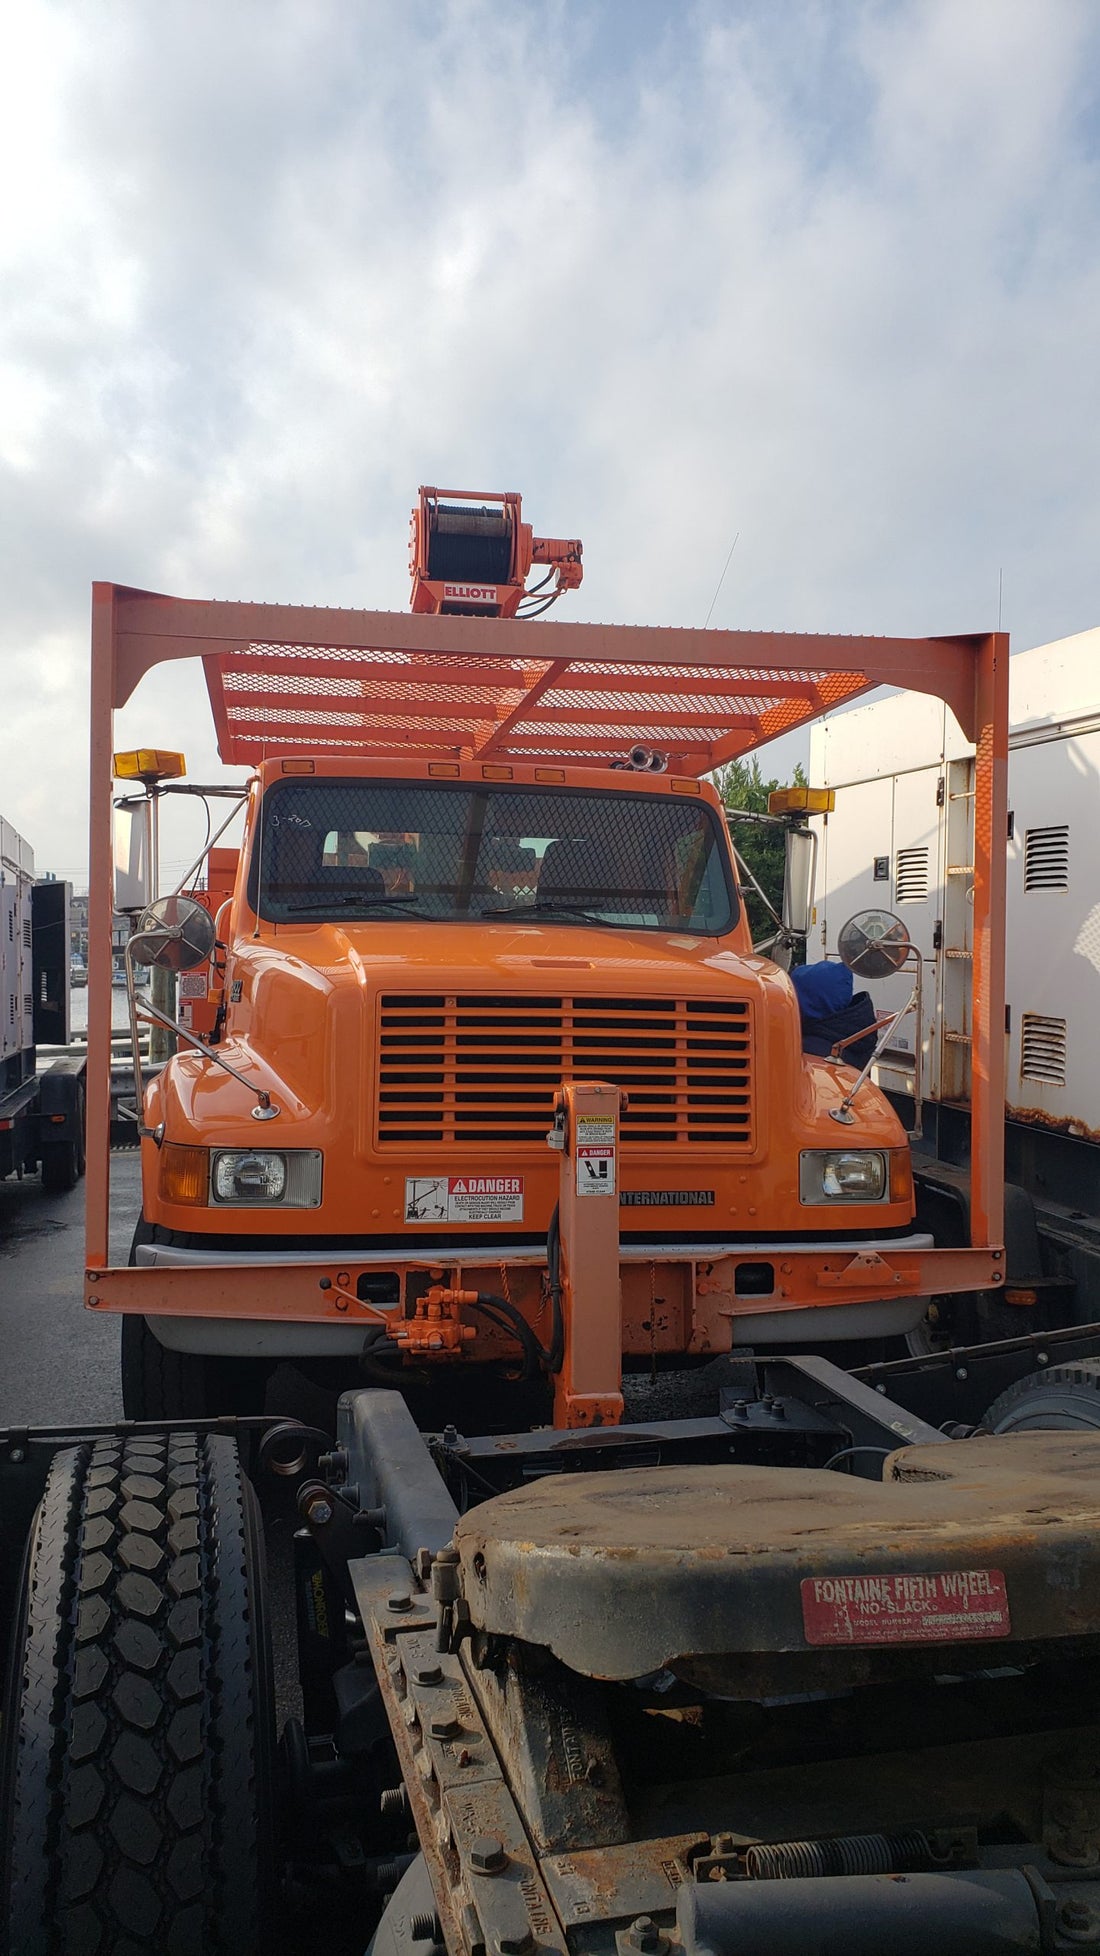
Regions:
[[838, 909, 911, 979], [781, 827, 816, 938], [129, 896, 216, 972], [114, 799, 151, 913]]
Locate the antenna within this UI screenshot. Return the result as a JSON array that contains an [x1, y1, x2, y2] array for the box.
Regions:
[[703, 531, 740, 630]]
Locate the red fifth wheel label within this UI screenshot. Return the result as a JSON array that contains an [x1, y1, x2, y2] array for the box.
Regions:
[[801, 1569, 1011, 1646], [576, 1115, 616, 1197]]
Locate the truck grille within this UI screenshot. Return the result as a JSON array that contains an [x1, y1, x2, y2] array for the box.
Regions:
[[376, 994, 753, 1148]]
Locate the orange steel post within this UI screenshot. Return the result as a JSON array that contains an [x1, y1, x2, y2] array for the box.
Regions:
[[553, 1082, 625, 1428], [85, 583, 118, 1272], [969, 631, 1010, 1251]]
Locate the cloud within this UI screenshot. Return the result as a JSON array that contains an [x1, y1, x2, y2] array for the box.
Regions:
[[1, 0, 1097, 877]]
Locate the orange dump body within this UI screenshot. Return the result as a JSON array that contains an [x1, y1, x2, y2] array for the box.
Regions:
[[84, 582, 1008, 1412]]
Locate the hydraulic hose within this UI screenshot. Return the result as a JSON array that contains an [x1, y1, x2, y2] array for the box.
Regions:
[[545, 1205, 564, 1373]]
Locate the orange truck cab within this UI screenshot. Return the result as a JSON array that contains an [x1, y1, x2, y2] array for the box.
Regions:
[[84, 497, 1009, 1422]]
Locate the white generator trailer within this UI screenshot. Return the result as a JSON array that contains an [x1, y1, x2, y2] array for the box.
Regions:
[[0, 814, 84, 1190], [808, 624, 1100, 1323]]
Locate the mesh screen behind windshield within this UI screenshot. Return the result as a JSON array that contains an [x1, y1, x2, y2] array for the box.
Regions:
[[253, 780, 735, 934]]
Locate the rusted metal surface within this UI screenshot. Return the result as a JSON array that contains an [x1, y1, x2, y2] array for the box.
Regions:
[[453, 1434, 1100, 1682], [350, 1550, 571, 1956], [460, 1643, 630, 1854], [1008, 1102, 1100, 1147]]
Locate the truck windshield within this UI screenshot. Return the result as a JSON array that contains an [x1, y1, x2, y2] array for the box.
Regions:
[[252, 780, 736, 934]]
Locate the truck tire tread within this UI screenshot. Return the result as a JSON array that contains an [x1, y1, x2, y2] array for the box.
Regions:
[[982, 1359, 1100, 1432], [2, 1432, 273, 1953]]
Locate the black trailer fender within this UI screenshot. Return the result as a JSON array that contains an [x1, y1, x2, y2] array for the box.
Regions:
[[36, 1056, 86, 1190]]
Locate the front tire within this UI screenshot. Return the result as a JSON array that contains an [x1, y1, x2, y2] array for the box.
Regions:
[[121, 1313, 215, 1421], [1, 1431, 275, 1953]]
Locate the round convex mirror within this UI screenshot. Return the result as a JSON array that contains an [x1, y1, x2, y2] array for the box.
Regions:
[[129, 895, 216, 972], [837, 909, 910, 980]]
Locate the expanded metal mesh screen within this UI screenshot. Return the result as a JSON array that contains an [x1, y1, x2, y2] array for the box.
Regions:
[[206, 641, 871, 770], [252, 779, 736, 934]]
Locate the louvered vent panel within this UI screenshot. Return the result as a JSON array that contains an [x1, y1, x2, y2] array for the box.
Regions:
[[377, 993, 753, 1148], [1024, 825, 1069, 892], [895, 846, 929, 903], [22, 919, 31, 948], [1020, 1013, 1067, 1086]]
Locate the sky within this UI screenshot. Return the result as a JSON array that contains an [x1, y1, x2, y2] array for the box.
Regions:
[[2, 0, 1098, 885]]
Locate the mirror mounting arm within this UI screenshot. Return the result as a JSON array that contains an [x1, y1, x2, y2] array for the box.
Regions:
[[132, 990, 281, 1119]]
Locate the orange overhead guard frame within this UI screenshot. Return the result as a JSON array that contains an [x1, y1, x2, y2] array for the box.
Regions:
[[85, 586, 1009, 1340]]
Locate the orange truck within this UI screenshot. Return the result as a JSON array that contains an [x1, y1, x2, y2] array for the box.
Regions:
[[84, 492, 1009, 1422]]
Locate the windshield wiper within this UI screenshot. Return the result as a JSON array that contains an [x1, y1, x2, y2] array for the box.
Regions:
[[281, 893, 426, 914], [478, 900, 629, 926]]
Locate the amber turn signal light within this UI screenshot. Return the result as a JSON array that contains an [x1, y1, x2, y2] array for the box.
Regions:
[[889, 1148, 914, 1204], [159, 1144, 208, 1206]]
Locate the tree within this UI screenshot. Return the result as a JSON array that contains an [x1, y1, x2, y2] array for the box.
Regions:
[[715, 756, 807, 941]]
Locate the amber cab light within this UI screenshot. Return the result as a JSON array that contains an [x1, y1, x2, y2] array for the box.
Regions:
[[768, 785, 835, 816], [113, 749, 186, 783], [159, 1144, 209, 1206], [428, 762, 461, 777], [889, 1147, 914, 1204], [281, 759, 315, 774]]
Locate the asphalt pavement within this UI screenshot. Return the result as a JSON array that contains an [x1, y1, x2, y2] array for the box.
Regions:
[[0, 1145, 141, 1425]]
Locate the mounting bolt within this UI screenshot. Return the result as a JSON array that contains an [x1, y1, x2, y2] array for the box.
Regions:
[[955, 1366, 968, 1381], [470, 1834, 507, 1874], [712, 1834, 737, 1857], [442, 1423, 459, 1445], [412, 1660, 443, 1686], [430, 1709, 462, 1739], [379, 1785, 410, 1820], [387, 1590, 413, 1614], [302, 1493, 333, 1526], [769, 1398, 787, 1419], [410, 1911, 443, 1944], [1057, 1897, 1099, 1941], [623, 1917, 666, 1954]]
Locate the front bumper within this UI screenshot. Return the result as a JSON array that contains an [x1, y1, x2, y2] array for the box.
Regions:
[[83, 1230, 1002, 1358]]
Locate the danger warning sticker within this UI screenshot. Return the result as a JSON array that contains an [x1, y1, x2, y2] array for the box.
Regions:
[[577, 1146, 616, 1195], [801, 1569, 1010, 1647], [404, 1177, 524, 1225]]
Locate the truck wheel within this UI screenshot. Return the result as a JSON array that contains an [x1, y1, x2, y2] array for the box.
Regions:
[[982, 1360, 1100, 1432], [1, 1430, 275, 1954], [121, 1314, 214, 1421]]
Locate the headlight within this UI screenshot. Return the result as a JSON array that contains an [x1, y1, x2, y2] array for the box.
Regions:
[[210, 1149, 323, 1207], [799, 1149, 886, 1204]]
